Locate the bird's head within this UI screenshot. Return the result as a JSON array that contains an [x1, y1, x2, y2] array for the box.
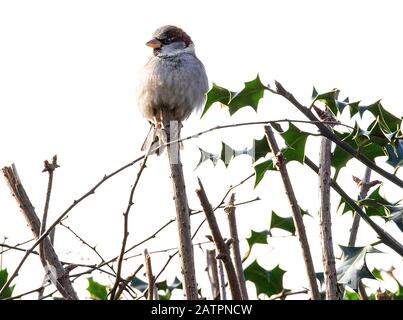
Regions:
[[146, 25, 195, 57]]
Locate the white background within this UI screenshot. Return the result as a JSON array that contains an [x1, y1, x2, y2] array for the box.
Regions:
[[0, 0, 402, 299]]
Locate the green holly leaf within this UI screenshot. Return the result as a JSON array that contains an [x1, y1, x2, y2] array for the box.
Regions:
[[371, 269, 383, 280], [336, 246, 380, 290], [393, 280, 403, 300], [337, 196, 355, 215], [253, 137, 271, 161], [0, 269, 15, 299], [244, 260, 286, 297], [253, 159, 275, 187], [131, 277, 148, 292], [331, 130, 384, 176], [343, 289, 360, 300], [157, 277, 182, 300], [352, 122, 373, 149], [359, 186, 393, 218], [228, 75, 266, 115], [385, 140, 403, 172], [269, 211, 295, 235], [364, 101, 402, 134], [201, 83, 232, 117], [348, 101, 361, 118], [243, 229, 270, 261], [87, 278, 107, 300], [280, 123, 310, 164], [312, 88, 339, 115]]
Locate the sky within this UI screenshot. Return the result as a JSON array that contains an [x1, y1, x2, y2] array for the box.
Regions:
[[0, 0, 402, 299]]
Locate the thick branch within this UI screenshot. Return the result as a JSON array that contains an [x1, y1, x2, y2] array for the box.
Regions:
[[1, 165, 78, 299], [273, 81, 403, 189], [225, 193, 248, 300], [318, 136, 338, 300], [196, 178, 242, 300], [162, 110, 197, 300], [264, 125, 320, 300]]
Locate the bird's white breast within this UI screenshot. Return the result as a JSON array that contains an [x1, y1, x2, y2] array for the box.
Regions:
[[137, 50, 208, 122]]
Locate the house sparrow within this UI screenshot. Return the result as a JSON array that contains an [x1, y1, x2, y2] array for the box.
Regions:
[[137, 25, 209, 154]]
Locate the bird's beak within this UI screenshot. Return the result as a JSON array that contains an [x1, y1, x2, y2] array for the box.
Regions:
[[146, 38, 161, 49]]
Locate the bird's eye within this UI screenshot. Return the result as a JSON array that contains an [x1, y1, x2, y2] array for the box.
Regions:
[[159, 37, 175, 45]]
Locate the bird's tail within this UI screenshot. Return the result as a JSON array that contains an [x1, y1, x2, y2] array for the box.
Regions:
[[141, 124, 167, 156]]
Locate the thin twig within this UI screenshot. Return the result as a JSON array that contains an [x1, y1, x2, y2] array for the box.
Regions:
[[38, 155, 59, 299], [264, 125, 321, 300], [144, 249, 158, 300], [196, 178, 242, 300], [348, 168, 372, 246], [109, 152, 150, 300], [115, 264, 143, 300]]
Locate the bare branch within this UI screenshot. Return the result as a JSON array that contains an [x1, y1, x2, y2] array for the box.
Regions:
[[162, 111, 197, 300], [144, 249, 158, 300], [218, 259, 227, 300], [196, 178, 242, 300], [206, 249, 220, 299], [264, 125, 321, 300], [349, 168, 372, 246], [109, 153, 150, 300], [318, 134, 338, 300], [225, 193, 248, 300], [1, 164, 78, 299]]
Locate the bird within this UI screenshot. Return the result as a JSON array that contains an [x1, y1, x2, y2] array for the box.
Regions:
[[137, 25, 209, 155]]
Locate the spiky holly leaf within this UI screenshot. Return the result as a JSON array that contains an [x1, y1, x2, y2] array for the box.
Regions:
[[243, 229, 270, 261], [131, 277, 148, 292], [359, 186, 393, 218], [337, 246, 380, 290], [253, 159, 275, 187], [157, 277, 182, 300], [312, 88, 339, 115], [385, 140, 403, 172], [280, 123, 310, 164], [195, 142, 243, 169], [364, 101, 402, 134], [244, 260, 286, 297], [201, 83, 232, 117], [253, 136, 271, 161], [348, 101, 361, 118], [352, 122, 373, 149], [0, 269, 15, 299], [228, 75, 266, 115], [331, 130, 384, 176], [87, 278, 107, 300], [337, 196, 355, 215], [269, 211, 295, 235]]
